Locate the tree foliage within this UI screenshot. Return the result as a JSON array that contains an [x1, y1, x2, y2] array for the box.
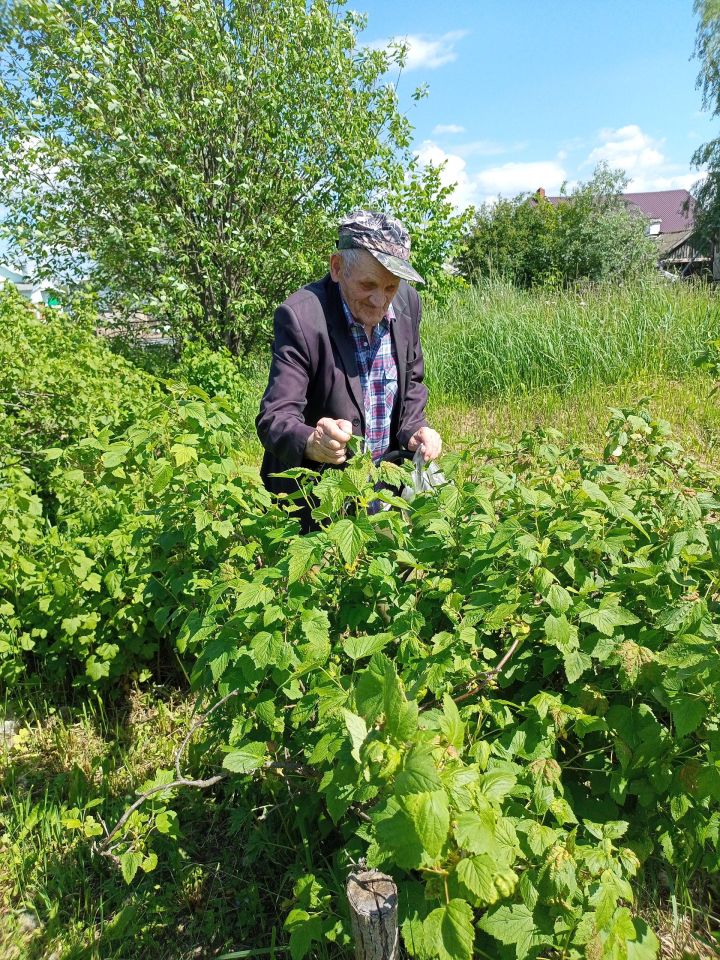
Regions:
[[457, 165, 657, 288], [692, 0, 720, 247], [0, 0, 463, 353]]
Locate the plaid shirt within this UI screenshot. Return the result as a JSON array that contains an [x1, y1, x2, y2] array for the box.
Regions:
[[341, 298, 398, 462]]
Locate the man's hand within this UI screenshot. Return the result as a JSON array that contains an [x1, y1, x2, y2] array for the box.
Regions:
[[305, 417, 354, 465], [407, 426, 442, 462]]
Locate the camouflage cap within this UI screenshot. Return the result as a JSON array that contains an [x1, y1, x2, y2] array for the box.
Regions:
[[337, 209, 424, 285]]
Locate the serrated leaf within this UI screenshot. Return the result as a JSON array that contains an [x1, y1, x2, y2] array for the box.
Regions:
[[373, 797, 425, 869], [403, 790, 449, 860], [343, 633, 390, 661], [580, 604, 639, 636], [670, 696, 706, 738], [423, 899, 474, 960], [342, 709, 368, 763], [546, 583, 572, 615], [440, 692, 464, 750], [120, 850, 143, 884], [455, 854, 498, 906], [223, 741, 266, 774], [234, 580, 274, 608], [384, 660, 418, 741], [478, 771, 516, 804], [151, 462, 174, 494], [478, 903, 547, 959], [300, 607, 330, 647], [564, 649, 592, 684], [327, 517, 370, 565], [102, 443, 130, 469], [287, 537, 319, 584], [284, 909, 323, 960], [395, 746, 441, 796]]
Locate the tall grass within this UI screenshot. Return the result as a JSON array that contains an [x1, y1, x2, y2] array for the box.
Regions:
[[422, 278, 720, 402]]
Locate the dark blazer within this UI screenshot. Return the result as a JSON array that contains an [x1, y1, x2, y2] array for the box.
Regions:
[[256, 273, 429, 499]]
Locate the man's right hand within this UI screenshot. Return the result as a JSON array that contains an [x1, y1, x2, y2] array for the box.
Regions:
[[305, 417, 354, 465]]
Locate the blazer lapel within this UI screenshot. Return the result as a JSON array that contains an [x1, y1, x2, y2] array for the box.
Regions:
[[390, 283, 411, 402], [325, 278, 365, 422]]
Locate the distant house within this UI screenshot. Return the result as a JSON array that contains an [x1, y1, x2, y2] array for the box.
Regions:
[[0, 263, 62, 305], [619, 189, 710, 274], [538, 187, 713, 277]]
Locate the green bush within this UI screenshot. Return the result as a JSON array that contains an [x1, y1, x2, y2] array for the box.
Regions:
[[0, 285, 158, 489], [0, 386, 285, 684], [28, 402, 716, 960], [458, 165, 657, 288], [172, 341, 265, 439]]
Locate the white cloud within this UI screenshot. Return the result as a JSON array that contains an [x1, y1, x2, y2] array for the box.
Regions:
[[432, 123, 465, 135], [416, 140, 477, 209], [416, 141, 567, 210], [474, 160, 567, 200], [367, 30, 468, 71], [584, 125, 701, 192]]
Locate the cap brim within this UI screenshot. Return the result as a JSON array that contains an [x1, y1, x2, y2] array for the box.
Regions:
[[371, 250, 425, 285]]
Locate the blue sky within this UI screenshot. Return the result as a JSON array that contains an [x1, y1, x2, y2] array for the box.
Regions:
[[355, 0, 715, 208]]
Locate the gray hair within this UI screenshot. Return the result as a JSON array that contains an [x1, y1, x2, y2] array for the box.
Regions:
[[335, 247, 369, 275]]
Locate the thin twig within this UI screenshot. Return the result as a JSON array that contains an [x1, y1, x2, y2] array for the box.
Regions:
[[452, 636, 522, 706]]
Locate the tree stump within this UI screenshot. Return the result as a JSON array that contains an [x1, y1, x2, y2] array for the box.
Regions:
[[346, 869, 399, 960]]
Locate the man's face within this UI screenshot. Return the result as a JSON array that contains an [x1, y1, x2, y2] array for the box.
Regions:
[[330, 249, 401, 328]]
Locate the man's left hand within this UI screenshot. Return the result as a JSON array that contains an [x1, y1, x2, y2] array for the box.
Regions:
[[407, 426, 442, 462]]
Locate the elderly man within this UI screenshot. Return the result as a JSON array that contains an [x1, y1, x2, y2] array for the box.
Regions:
[[256, 210, 442, 524]]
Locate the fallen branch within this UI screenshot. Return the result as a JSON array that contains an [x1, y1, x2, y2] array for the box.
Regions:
[[96, 690, 239, 857]]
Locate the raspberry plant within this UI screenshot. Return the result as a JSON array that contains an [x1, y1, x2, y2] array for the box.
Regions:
[[56, 404, 719, 960]]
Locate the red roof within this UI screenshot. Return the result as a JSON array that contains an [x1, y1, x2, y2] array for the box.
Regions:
[[543, 188, 696, 235], [620, 190, 695, 233]]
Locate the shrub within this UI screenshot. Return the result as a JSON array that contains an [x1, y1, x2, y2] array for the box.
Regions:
[[29, 403, 717, 960], [458, 165, 657, 288], [0, 285, 158, 491]]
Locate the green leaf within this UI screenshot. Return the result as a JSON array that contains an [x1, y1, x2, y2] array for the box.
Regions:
[[234, 581, 274, 608], [384, 661, 418, 741], [343, 633, 390, 661], [373, 798, 425, 869], [284, 909, 323, 960], [223, 741, 266, 774], [478, 903, 547, 959], [119, 850, 144, 884], [101, 443, 130, 469], [287, 537, 319, 584], [342, 709, 368, 763], [580, 604, 639, 636], [300, 608, 330, 647], [327, 517, 370, 565], [355, 653, 387, 723], [395, 746, 442, 796], [478, 771, 516, 804], [455, 854, 498, 907], [670, 696, 706, 738], [403, 790, 449, 860], [544, 613, 578, 651], [564, 649, 592, 683], [170, 443, 198, 466], [423, 899, 474, 960], [546, 583, 571, 615], [439, 693, 464, 750], [151, 462, 174, 495]]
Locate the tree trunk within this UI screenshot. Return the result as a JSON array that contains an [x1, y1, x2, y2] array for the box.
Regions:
[[346, 869, 399, 960]]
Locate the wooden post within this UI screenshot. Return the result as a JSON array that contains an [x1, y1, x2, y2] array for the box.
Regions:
[[346, 869, 399, 960]]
